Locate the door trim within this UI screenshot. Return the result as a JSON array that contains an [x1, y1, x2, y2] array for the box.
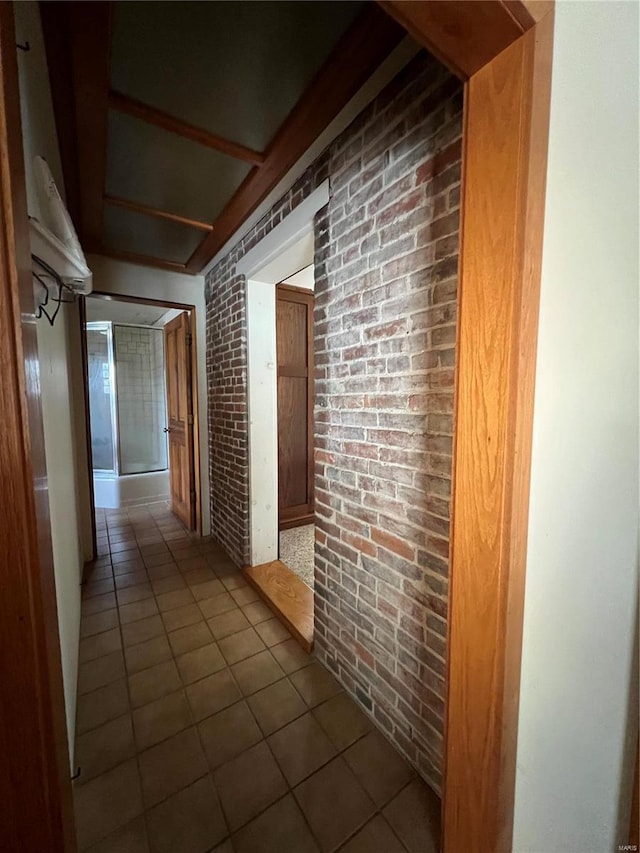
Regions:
[[0, 4, 75, 848], [243, 179, 326, 567], [78, 296, 97, 559], [276, 282, 315, 531], [84, 292, 203, 535], [380, 3, 554, 851]]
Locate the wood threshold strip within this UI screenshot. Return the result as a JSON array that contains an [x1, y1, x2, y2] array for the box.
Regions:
[[186, 4, 405, 272], [279, 514, 316, 531], [103, 195, 213, 232], [243, 560, 314, 653], [108, 90, 265, 166]]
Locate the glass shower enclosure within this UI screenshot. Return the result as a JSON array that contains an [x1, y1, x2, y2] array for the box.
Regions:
[[87, 322, 169, 477]]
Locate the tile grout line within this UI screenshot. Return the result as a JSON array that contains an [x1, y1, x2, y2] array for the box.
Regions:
[[79, 507, 202, 848], [79, 506, 194, 848], [99, 506, 267, 848], [79, 506, 422, 852]]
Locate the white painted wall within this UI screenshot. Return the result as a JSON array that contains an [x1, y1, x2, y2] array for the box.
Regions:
[[513, 3, 639, 851], [283, 264, 314, 291], [246, 281, 279, 565], [87, 254, 210, 535], [35, 309, 87, 768], [16, 0, 89, 769]]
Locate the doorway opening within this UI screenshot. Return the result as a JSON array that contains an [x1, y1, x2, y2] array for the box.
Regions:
[[83, 293, 202, 536], [240, 184, 328, 649], [276, 273, 315, 589]]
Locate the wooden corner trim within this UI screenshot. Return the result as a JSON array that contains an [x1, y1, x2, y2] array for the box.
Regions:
[[443, 11, 554, 852], [377, 0, 527, 80]]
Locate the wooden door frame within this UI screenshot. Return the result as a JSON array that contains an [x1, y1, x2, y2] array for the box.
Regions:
[[630, 740, 639, 848], [83, 292, 203, 535], [379, 2, 554, 851], [0, 3, 75, 849], [276, 282, 315, 531], [78, 295, 98, 559], [1, 0, 553, 848]]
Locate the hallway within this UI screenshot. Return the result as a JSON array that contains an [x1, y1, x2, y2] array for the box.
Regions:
[[74, 504, 439, 852]]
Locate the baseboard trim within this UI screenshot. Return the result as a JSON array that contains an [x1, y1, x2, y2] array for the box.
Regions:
[[279, 514, 315, 531]]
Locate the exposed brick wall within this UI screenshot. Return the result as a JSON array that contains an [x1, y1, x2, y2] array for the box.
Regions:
[[205, 276, 250, 565], [312, 60, 462, 793], [206, 52, 462, 791], [205, 159, 329, 566]]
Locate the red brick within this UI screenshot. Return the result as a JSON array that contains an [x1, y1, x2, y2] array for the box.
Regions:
[[342, 531, 377, 558], [371, 528, 416, 561]]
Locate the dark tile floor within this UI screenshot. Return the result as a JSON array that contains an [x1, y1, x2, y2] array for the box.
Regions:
[[74, 503, 440, 852]]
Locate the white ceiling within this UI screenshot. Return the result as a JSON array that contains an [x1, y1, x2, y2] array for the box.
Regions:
[[85, 296, 169, 326]]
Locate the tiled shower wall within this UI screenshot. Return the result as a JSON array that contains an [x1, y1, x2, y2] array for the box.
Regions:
[[206, 53, 462, 791], [151, 328, 166, 464], [87, 328, 116, 471], [114, 326, 168, 474]]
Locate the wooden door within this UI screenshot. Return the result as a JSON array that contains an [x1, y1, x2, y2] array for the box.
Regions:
[[164, 313, 195, 529], [276, 285, 314, 529]]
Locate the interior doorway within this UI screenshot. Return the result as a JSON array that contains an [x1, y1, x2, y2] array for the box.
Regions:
[[276, 280, 314, 531], [276, 274, 315, 590], [82, 293, 201, 535], [240, 189, 327, 650], [242, 180, 328, 572]]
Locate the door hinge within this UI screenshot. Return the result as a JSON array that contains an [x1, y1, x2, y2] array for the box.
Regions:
[[187, 413, 194, 425], [185, 332, 193, 346]]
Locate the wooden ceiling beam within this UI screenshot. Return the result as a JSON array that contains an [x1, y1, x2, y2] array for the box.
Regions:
[[103, 194, 213, 232], [39, 1, 82, 231], [108, 91, 265, 166], [185, 3, 405, 273], [67, 1, 112, 252], [94, 248, 193, 276]]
